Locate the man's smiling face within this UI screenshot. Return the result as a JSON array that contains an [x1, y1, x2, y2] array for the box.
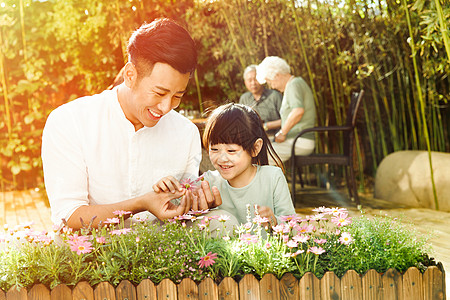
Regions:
[[127, 62, 190, 130]]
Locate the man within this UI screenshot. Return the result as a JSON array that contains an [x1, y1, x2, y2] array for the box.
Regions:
[[239, 64, 282, 136], [42, 19, 221, 230]]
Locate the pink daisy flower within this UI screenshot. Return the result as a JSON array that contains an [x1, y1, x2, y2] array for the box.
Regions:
[[293, 234, 310, 243], [110, 228, 131, 236], [113, 210, 132, 217], [308, 246, 326, 255], [314, 238, 327, 245], [198, 252, 217, 268], [331, 213, 352, 227], [69, 240, 93, 255], [326, 207, 348, 216], [104, 217, 120, 224], [68, 234, 89, 243], [339, 232, 354, 245], [253, 215, 269, 225], [96, 236, 106, 244], [240, 233, 258, 245], [286, 240, 298, 248], [291, 249, 305, 257], [280, 214, 300, 222], [218, 215, 230, 222], [312, 206, 327, 213], [272, 224, 284, 234], [296, 224, 315, 234]]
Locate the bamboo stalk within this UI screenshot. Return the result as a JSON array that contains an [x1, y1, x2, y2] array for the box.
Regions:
[[115, 0, 127, 64], [19, 0, 27, 62], [289, 1, 320, 122], [194, 69, 203, 114], [402, 0, 439, 210], [221, 9, 246, 69], [433, 0, 450, 63], [0, 29, 12, 139]]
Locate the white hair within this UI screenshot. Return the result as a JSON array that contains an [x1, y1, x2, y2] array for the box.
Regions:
[[243, 64, 258, 79], [256, 56, 291, 84]]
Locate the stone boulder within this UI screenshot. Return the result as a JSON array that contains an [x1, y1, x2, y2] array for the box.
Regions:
[[375, 150, 450, 211]]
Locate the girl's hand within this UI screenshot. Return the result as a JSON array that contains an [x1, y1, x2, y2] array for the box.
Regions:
[[256, 205, 277, 226], [152, 176, 183, 194], [197, 180, 222, 210]]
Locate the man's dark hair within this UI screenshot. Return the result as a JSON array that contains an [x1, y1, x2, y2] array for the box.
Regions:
[[127, 18, 197, 80]]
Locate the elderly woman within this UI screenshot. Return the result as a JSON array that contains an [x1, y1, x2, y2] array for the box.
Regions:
[[256, 56, 316, 163]]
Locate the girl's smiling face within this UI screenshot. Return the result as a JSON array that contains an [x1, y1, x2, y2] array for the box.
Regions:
[[209, 143, 256, 188]]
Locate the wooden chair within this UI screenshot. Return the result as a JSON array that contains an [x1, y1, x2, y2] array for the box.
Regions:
[[290, 90, 364, 206]]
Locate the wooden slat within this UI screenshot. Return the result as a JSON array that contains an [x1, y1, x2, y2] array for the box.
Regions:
[[381, 268, 402, 300], [362, 269, 382, 300], [238, 274, 260, 300], [218, 277, 238, 300], [156, 279, 177, 300], [402, 267, 422, 300], [279, 273, 298, 299], [341, 270, 362, 299], [0, 289, 5, 300], [136, 279, 156, 300], [177, 278, 199, 300], [50, 284, 71, 300], [422, 266, 445, 300], [299, 272, 321, 300], [94, 282, 116, 300], [72, 281, 94, 300], [116, 280, 137, 300], [320, 271, 341, 300], [28, 284, 50, 300], [6, 285, 27, 300], [259, 274, 280, 300], [198, 277, 218, 300]]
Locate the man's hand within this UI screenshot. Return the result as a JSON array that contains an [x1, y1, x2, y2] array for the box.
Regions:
[[152, 176, 183, 193], [143, 189, 192, 220]]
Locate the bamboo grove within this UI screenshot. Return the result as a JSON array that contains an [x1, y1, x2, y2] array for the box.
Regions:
[[0, 0, 448, 192]]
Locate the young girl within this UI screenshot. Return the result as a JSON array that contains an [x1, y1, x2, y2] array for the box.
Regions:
[[200, 103, 295, 226]]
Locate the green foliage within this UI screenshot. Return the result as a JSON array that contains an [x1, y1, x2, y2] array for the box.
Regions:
[[0, 207, 434, 291], [323, 214, 432, 276]]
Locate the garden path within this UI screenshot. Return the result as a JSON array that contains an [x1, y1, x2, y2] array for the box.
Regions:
[[293, 186, 450, 300]]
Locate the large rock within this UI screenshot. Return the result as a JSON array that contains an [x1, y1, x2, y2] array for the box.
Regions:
[[375, 150, 450, 211]]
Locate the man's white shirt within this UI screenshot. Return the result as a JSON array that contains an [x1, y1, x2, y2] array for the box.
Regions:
[[41, 88, 201, 225]]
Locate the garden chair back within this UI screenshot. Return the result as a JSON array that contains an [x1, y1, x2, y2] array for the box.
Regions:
[[290, 90, 364, 206]]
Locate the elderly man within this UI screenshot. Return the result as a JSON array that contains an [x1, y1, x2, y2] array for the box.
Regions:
[[239, 65, 282, 136], [42, 18, 222, 230]]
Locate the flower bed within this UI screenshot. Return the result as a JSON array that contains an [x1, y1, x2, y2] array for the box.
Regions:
[[0, 207, 445, 299]]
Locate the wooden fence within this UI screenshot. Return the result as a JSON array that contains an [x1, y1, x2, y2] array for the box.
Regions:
[[0, 267, 445, 300]]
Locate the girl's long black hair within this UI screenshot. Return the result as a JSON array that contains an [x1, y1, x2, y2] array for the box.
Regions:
[[202, 103, 284, 171]]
